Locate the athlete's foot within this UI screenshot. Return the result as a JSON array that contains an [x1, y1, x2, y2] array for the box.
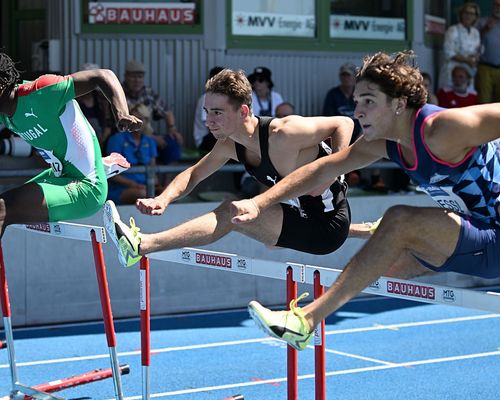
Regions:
[[103, 153, 130, 178], [349, 218, 382, 239], [103, 200, 142, 268], [248, 293, 312, 351]]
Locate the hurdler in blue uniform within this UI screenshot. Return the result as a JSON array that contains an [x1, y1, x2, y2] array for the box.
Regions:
[[237, 51, 500, 352]]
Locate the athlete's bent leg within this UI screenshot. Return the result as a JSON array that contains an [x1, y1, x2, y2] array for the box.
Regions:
[[0, 182, 49, 238], [248, 205, 463, 350], [139, 200, 284, 254], [302, 205, 461, 330]]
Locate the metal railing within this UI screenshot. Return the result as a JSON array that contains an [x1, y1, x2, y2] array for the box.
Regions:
[[0, 161, 398, 198]]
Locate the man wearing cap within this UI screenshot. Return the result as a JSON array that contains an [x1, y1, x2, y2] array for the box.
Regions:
[[322, 63, 361, 142], [248, 66, 284, 117], [123, 59, 183, 164]]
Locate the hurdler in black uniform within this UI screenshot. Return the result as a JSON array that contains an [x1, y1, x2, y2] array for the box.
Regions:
[[235, 117, 350, 255]]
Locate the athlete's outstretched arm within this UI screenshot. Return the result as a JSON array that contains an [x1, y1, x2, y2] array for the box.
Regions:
[[71, 69, 142, 132], [136, 139, 233, 215], [231, 138, 387, 223]]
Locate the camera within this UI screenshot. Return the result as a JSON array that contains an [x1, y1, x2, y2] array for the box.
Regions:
[[0, 137, 32, 157]]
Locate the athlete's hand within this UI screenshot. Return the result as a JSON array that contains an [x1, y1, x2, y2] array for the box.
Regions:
[[117, 114, 143, 132], [136, 197, 168, 216], [230, 199, 260, 224]]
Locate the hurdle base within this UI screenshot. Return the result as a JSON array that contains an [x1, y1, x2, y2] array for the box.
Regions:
[[3, 364, 130, 400]]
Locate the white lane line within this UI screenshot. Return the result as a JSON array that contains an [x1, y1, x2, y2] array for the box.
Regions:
[[113, 350, 500, 399], [1, 313, 498, 369], [0, 338, 277, 368], [327, 313, 500, 335], [321, 348, 398, 366]]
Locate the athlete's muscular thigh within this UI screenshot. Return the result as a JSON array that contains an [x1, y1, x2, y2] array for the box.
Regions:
[[383, 205, 461, 267], [232, 203, 284, 246], [1, 182, 49, 226]]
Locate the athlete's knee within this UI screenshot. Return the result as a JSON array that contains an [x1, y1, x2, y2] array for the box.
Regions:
[[211, 200, 238, 231], [213, 200, 235, 221], [378, 205, 422, 242]]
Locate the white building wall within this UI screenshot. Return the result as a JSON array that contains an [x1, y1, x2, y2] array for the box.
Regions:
[[46, 1, 438, 149]]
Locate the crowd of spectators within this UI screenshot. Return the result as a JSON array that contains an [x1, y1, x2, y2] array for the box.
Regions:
[[2, 0, 499, 204]]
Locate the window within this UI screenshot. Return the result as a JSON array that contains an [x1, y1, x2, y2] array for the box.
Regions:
[[81, 0, 202, 34], [329, 0, 407, 40], [424, 0, 447, 47], [228, 0, 411, 52], [231, 0, 315, 38]]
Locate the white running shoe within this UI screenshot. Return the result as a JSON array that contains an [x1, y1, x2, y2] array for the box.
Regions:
[[103, 153, 130, 179]]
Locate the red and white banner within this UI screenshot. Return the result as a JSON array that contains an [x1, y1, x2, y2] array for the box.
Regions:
[[233, 11, 315, 37], [425, 14, 446, 36], [88, 2, 195, 25]]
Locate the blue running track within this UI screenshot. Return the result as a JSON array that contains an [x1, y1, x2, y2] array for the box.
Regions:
[[1, 295, 500, 399]]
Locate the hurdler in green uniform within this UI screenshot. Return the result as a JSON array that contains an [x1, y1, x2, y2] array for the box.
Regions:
[[0, 52, 142, 235]]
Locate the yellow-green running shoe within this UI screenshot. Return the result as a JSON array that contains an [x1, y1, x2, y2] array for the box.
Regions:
[[248, 292, 312, 351], [367, 217, 382, 234], [103, 200, 142, 268]]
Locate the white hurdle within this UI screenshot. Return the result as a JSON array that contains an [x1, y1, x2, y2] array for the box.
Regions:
[[140, 247, 500, 400], [0, 222, 128, 400], [149, 247, 500, 312]]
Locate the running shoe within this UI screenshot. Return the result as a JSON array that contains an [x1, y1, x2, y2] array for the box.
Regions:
[[103, 200, 142, 268], [367, 217, 382, 234], [248, 292, 312, 351], [103, 152, 130, 178]]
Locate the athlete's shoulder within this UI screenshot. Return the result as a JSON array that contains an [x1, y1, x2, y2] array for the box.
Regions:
[[18, 75, 71, 96]]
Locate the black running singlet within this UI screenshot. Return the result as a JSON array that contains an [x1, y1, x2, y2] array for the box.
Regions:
[[234, 116, 343, 215]]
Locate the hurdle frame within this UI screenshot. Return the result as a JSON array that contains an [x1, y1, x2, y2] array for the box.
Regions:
[[139, 246, 500, 400], [0, 222, 128, 400]]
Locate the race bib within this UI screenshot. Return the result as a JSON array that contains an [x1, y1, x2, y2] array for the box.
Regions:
[[37, 149, 63, 177], [417, 185, 471, 215]]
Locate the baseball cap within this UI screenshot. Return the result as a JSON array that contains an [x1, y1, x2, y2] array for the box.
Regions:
[[125, 59, 145, 73], [339, 63, 357, 76], [248, 66, 274, 88]]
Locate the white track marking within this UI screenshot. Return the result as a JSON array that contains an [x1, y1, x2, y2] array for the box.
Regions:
[[112, 350, 500, 399], [1, 313, 498, 369]]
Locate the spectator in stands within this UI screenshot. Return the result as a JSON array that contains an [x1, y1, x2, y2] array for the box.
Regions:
[[475, 0, 500, 103], [76, 62, 114, 151], [106, 104, 158, 205], [323, 63, 362, 142], [248, 67, 284, 117], [437, 65, 479, 108], [123, 59, 182, 165], [421, 72, 439, 105], [275, 102, 295, 118], [193, 66, 225, 154], [439, 2, 481, 89]]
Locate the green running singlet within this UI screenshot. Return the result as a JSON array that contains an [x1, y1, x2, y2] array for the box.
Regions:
[[0, 75, 107, 221]]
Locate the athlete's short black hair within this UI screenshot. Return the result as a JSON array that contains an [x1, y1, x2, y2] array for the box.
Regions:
[[0, 52, 21, 94]]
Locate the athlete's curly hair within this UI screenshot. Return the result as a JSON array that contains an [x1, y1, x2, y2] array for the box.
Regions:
[[0, 52, 21, 94], [205, 69, 252, 111], [357, 51, 427, 109]]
